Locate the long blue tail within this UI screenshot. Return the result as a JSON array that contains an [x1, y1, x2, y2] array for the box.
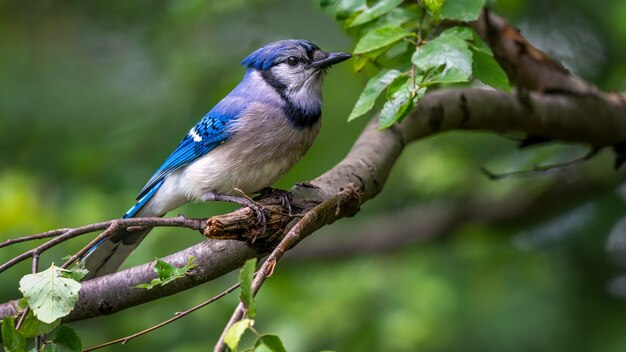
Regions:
[[82, 180, 164, 279]]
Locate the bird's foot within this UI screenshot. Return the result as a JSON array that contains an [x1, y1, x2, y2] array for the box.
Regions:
[[201, 191, 267, 234], [258, 187, 293, 216]]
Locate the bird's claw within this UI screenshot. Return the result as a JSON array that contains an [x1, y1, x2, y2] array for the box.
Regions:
[[258, 187, 293, 216]]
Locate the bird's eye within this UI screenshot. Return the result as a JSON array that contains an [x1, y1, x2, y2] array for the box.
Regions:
[[286, 56, 299, 66]]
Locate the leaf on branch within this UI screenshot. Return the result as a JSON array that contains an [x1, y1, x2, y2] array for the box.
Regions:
[[379, 78, 416, 129], [41, 324, 82, 352], [353, 25, 413, 54], [440, 0, 486, 21], [253, 335, 287, 352], [424, 0, 445, 16], [240, 258, 257, 319], [224, 318, 253, 352], [348, 69, 402, 121], [17, 309, 61, 337], [2, 317, 25, 352], [19, 264, 81, 324], [61, 260, 88, 282], [412, 32, 473, 84], [332, 0, 366, 20], [134, 257, 197, 290], [472, 50, 510, 92], [348, 0, 404, 27]]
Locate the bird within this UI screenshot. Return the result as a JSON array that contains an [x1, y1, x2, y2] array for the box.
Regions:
[[82, 39, 351, 279]]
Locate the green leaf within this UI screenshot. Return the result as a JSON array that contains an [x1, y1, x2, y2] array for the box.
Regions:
[[348, 0, 404, 27], [134, 257, 196, 290], [2, 317, 25, 352], [385, 75, 409, 99], [440, 0, 485, 21], [379, 80, 414, 129], [424, 0, 445, 16], [353, 26, 413, 54], [18, 310, 60, 337], [472, 49, 510, 91], [468, 31, 492, 55], [334, 0, 366, 20], [351, 45, 390, 72], [348, 69, 401, 121], [319, 0, 338, 8], [239, 258, 257, 319], [439, 26, 474, 41], [61, 262, 88, 282], [253, 335, 287, 352], [19, 265, 81, 324], [224, 318, 253, 352], [412, 34, 473, 84], [41, 325, 82, 352]]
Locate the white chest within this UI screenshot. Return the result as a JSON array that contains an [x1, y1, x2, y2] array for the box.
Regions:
[[178, 103, 321, 200]]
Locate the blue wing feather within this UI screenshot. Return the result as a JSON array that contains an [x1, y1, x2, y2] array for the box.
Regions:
[[136, 111, 235, 200]]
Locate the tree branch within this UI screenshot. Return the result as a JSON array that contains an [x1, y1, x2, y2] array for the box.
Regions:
[[2, 9, 626, 324], [1, 85, 625, 322]]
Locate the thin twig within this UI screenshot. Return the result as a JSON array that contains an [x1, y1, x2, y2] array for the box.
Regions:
[[480, 148, 597, 180], [15, 307, 29, 330], [84, 282, 241, 352], [59, 221, 122, 270], [15, 253, 40, 332], [0, 216, 206, 273], [0, 228, 70, 249], [416, 0, 426, 44], [213, 186, 360, 352]]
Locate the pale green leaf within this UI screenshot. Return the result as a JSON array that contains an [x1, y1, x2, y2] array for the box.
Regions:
[[135, 257, 196, 290], [412, 34, 473, 83], [253, 335, 287, 352], [240, 258, 257, 319], [224, 318, 253, 352], [61, 262, 87, 282], [19, 265, 81, 324], [472, 50, 510, 91], [440, 0, 485, 21], [424, 0, 445, 15], [348, 0, 404, 27], [348, 69, 401, 121], [2, 317, 25, 352], [379, 80, 414, 129], [353, 26, 413, 54]]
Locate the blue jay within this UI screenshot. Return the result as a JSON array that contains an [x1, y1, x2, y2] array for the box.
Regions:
[[83, 39, 351, 278]]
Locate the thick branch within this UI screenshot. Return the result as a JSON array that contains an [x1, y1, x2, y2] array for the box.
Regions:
[[1, 86, 625, 322], [472, 10, 598, 95]]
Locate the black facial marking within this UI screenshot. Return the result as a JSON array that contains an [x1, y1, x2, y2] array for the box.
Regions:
[[260, 69, 321, 129], [260, 69, 287, 94]]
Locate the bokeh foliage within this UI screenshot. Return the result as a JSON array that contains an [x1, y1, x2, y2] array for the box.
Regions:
[[1, 0, 626, 351]]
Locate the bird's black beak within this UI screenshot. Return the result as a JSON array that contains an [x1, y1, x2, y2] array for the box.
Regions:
[[311, 51, 352, 69]]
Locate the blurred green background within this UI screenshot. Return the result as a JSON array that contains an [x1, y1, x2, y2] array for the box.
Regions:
[[2, 0, 626, 351]]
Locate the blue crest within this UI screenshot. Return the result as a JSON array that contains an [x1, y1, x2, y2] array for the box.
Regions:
[[241, 39, 319, 70]]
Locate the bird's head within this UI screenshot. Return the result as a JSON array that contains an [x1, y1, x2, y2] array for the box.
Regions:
[[241, 39, 351, 113]]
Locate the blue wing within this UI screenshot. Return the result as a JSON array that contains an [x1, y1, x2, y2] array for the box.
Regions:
[[135, 112, 235, 201]]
